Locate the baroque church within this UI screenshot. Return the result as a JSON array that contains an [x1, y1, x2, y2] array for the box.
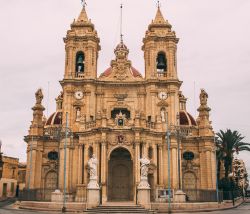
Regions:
[[25, 3, 217, 206]]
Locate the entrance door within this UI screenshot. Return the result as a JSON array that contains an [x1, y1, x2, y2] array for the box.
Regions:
[[2, 183, 7, 197], [183, 172, 197, 201], [44, 171, 58, 201], [108, 148, 133, 201]]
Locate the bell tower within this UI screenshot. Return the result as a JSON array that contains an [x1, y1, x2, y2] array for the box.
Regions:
[[142, 6, 179, 80], [64, 5, 101, 79]]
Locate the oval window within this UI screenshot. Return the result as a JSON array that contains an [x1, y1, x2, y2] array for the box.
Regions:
[[183, 152, 194, 161], [48, 151, 58, 161]]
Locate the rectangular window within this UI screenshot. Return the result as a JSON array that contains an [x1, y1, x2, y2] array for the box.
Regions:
[[11, 182, 15, 193]]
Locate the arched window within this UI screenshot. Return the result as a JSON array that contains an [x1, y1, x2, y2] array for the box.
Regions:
[[75, 52, 85, 73], [88, 146, 93, 158], [148, 147, 153, 159], [156, 52, 167, 72]]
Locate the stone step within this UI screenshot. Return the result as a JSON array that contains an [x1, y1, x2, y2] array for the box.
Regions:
[[84, 204, 156, 214]]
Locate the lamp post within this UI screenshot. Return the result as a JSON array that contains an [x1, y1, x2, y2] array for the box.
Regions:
[[174, 114, 185, 191], [44, 112, 72, 212], [166, 129, 171, 213], [62, 112, 69, 212], [228, 173, 235, 206]]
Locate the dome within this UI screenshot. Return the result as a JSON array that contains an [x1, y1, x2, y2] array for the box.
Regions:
[[180, 111, 197, 126], [45, 111, 62, 126]]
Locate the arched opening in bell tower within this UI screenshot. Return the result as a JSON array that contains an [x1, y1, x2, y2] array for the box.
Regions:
[[75, 52, 85, 73], [108, 147, 133, 201], [156, 52, 167, 73]]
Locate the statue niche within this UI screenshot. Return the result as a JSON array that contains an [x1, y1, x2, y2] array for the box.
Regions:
[[111, 108, 130, 127]]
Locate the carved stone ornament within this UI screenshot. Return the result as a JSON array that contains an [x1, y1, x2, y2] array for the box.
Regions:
[[114, 93, 128, 101], [109, 134, 132, 146], [157, 100, 168, 107]]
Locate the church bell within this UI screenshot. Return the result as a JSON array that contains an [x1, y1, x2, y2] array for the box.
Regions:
[[157, 54, 167, 71]]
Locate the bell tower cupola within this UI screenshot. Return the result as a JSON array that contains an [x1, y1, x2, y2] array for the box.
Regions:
[[64, 4, 101, 79], [142, 5, 179, 80]]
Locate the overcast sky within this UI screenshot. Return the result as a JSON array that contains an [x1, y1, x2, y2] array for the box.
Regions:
[[0, 0, 250, 176]]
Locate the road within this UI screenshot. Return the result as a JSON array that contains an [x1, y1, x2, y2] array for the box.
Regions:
[[0, 201, 249, 214]]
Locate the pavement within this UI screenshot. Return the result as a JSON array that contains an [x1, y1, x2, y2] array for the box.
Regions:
[[0, 201, 249, 214]]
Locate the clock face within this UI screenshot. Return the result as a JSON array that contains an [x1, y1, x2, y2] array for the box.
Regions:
[[75, 91, 83, 100], [158, 92, 168, 100]]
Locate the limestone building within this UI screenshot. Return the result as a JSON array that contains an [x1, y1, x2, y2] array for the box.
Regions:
[[25, 5, 217, 204], [0, 156, 19, 198]]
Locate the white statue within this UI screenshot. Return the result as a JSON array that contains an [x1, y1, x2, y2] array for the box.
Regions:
[[161, 108, 166, 122], [138, 156, 150, 189], [139, 156, 150, 179], [87, 154, 97, 180], [76, 108, 81, 121]]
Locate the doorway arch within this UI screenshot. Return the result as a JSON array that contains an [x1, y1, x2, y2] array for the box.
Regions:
[[108, 147, 133, 201]]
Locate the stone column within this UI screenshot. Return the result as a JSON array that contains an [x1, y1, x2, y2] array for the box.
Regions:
[[134, 141, 140, 202], [158, 145, 164, 185], [83, 145, 89, 184], [135, 142, 140, 183], [76, 144, 86, 202], [101, 141, 107, 202], [77, 145, 83, 184], [171, 146, 178, 189], [211, 149, 217, 189], [152, 144, 158, 186], [206, 150, 212, 189]]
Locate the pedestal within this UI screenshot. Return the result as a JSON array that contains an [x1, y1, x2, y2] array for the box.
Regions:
[[87, 179, 100, 208], [174, 190, 186, 203], [137, 188, 151, 209], [51, 190, 63, 202], [75, 184, 87, 202], [87, 188, 100, 208], [51, 190, 74, 202]]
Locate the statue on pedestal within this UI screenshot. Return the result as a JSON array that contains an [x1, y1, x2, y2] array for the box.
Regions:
[[138, 156, 150, 189], [35, 88, 43, 105], [87, 154, 99, 189]]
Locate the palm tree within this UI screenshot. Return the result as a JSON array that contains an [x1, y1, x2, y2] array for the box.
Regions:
[[216, 129, 250, 179]]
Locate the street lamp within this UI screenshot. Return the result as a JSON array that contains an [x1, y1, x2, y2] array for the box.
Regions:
[[44, 112, 72, 212], [166, 127, 171, 213], [228, 173, 235, 206]]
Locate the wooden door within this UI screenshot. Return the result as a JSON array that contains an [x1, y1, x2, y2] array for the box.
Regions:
[[112, 164, 129, 200], [108, 148, 133, 201], [2, 183, 7, 197]]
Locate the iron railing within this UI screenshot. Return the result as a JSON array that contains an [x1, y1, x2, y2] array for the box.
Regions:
[[183, 189, 223, 202], [18, 188, 56, 202]]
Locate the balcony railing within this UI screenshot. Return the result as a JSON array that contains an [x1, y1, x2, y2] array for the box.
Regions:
[[157, 72, 167, 78], [75, 72, 85, 79], [85, 121, 96, 129], [146, 121, 156, 129]]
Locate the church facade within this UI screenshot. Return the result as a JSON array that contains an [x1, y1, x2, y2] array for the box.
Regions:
[[25, 5, 217, 204]]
